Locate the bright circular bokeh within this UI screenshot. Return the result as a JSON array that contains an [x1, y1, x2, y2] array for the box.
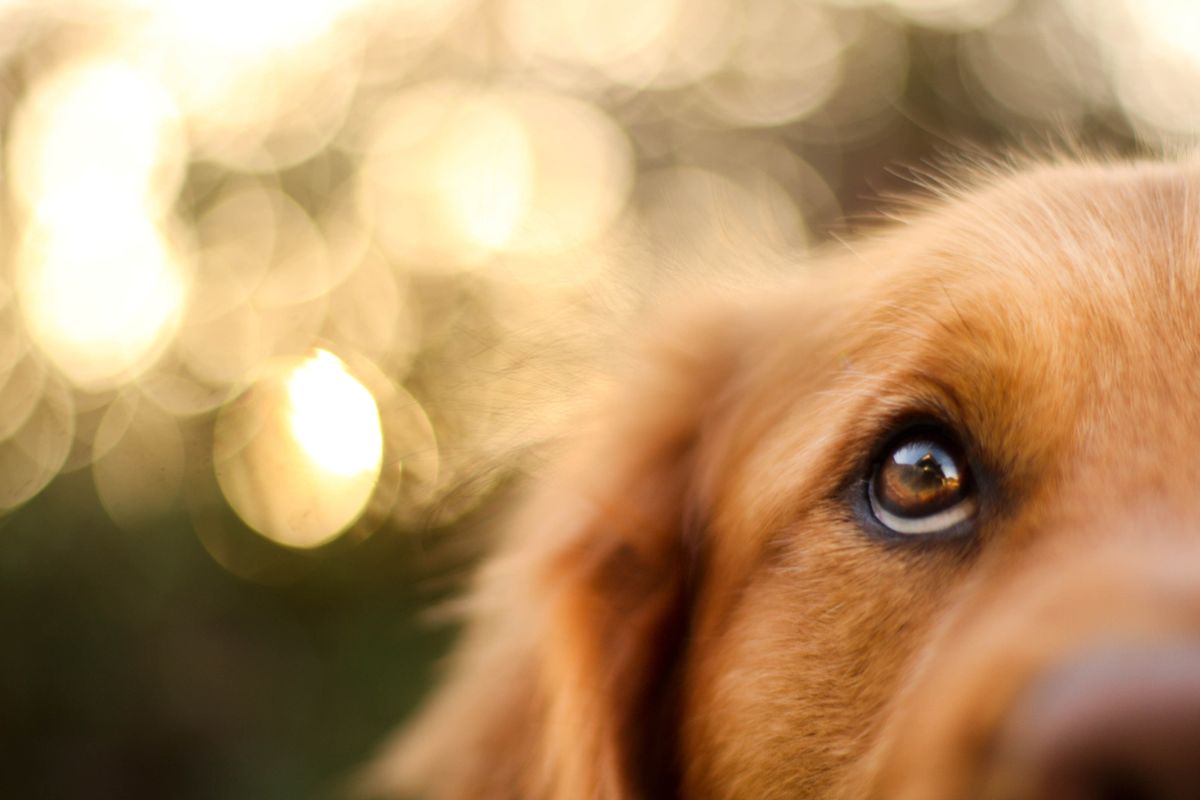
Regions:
[[15, 192, 190, 391], [213, 349, 385, 549], [359, 83, 634, 272], [9, 56, 191, 391], [121, 0, 370, 170], [7, 57, 187, 218]]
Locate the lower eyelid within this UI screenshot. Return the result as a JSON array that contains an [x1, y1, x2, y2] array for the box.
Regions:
[[868, 491, 978, 535]]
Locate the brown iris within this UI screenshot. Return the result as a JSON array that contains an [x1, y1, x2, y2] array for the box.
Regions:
[[872, 432, 971, 520]]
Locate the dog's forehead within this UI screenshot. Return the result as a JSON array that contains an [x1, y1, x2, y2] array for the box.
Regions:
[[856, 162, 1200, 481], [951, 162, 1199, 304], [932, 165, 1200, 383]]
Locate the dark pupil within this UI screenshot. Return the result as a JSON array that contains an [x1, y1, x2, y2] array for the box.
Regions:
[[876, 439, 964, 517]]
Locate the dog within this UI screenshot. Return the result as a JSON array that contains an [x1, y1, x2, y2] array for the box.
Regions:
[[368, 156, 1200, 799]]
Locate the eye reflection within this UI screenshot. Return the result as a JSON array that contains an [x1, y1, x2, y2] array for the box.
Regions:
[[868, 429, 977, 536]]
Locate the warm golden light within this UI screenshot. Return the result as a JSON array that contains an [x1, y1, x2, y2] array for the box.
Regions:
[[360, 83, 521, 267], [700, 1, 845, 127], [286, 350, 384, 478], [1107, 0, 1200, 139], [501, 0, 681, 86], [498, 91, 633, 258], [324, 252, 419, 370], [121, 0, 367, 169], [437, 100, 532, 250], [138, 0, 365, 55], [8, 58, 186, 217], [1132, 0, 1200, 58], [175, 180, 335, 389], [9, 57, 190, 390], [214, 350, 385, 549], [360, 84, 633, 271], [17, 191, 189, 390]]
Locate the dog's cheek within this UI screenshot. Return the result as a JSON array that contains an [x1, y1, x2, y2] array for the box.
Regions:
[[679, 516, 962, 800], [861, 526, 1200, 800]]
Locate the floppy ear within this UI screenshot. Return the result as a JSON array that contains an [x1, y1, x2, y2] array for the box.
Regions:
[[366, 302, 743, 800]]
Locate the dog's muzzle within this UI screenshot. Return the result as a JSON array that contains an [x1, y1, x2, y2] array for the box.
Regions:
[[982, 644, 1200, 800]]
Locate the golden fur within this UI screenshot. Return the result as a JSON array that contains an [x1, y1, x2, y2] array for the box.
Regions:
[[369, 156, 1200, 799]]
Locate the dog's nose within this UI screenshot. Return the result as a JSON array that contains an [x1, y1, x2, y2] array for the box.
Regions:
[[984, 646, 1200, 800]]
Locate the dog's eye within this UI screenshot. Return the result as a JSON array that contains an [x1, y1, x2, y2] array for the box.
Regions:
[[868, 427, 977, 536]]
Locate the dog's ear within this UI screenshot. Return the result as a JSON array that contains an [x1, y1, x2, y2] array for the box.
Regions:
[[366, 301, 744, 800]]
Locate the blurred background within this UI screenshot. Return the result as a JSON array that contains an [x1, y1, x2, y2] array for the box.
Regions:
[[0, 0, 1190, 796]]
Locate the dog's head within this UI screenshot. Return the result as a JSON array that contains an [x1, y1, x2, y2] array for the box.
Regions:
[[376, 158, 1200, 800]]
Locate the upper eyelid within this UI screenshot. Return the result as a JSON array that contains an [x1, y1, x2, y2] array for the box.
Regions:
[[861, 402, 967, 468], [833, 393, 979, 505], [819, 368, 979, 501]]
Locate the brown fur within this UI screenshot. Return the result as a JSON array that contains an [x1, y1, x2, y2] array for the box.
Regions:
[[368, 156, 1200, 799]]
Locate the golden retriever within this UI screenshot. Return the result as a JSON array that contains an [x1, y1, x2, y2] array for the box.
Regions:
[[369, 157, 1200, 799]]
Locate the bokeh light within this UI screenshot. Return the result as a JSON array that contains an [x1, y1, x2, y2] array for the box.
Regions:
[[8, 56, 190, 390], [16, 190, 189, 390], [214, 349, 385, 549], [501, 0, 684, 88], [7, 58, 186, 217], [358, 84, 632, 272], [286, 349, 383, 478], [121, 0, 370, 169], [700, 0, 845, 127]]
